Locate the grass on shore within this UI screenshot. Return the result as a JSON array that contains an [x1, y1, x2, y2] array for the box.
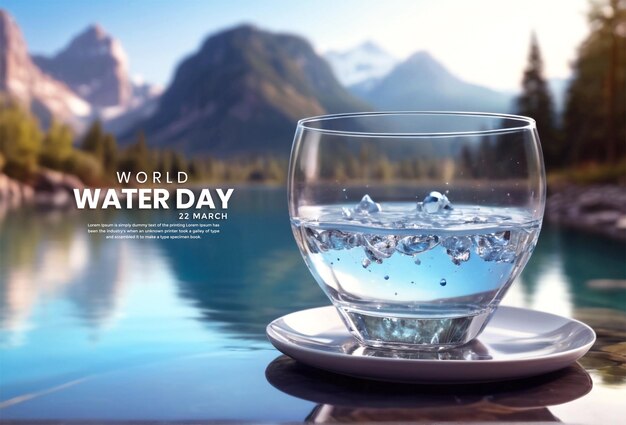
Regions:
[[548, 159, 626, 187]]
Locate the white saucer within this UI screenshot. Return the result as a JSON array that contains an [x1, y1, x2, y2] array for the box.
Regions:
[[266, 306, 596, 383]]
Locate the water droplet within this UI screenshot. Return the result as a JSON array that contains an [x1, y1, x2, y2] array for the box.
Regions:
[[411, 281, 414, 284], [440, 279, 447, 286], [355, 194, 381, 214], [361, 258, 371, 269], [422, 191, 453, 213], [394, 292, 398, 295], [384, 275, 389, 280], [414, 258, 421, 265], [337, 258, 340, 261]]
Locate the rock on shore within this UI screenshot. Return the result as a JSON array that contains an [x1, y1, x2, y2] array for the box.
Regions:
[[0, 173, 34, 207], [546, 185, 626, 241], [0, 169, 85, 208]]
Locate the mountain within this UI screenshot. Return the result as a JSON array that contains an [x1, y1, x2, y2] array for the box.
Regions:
[[33, 24, 132, 108], [100, 77, 162, 134], [0, 9, 91, 129], [325, 41, 398, 87], [32, 24, 162, 134], [130, 24, 369, 156], [354, 51, 513, 113]]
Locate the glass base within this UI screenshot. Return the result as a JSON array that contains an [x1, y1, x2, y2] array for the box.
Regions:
[[337, 306, 494, 351]]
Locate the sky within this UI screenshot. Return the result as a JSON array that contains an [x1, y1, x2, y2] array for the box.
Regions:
[[2, 0, 590, 92]]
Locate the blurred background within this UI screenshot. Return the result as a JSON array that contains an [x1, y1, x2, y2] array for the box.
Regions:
[[0, 0, 624, 187], [0, 0, 624, 422]]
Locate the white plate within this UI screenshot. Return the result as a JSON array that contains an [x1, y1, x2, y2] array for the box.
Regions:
[[266, 306, 595, 383]]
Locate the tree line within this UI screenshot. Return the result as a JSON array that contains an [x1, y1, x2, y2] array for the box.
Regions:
[[517, 0, 625, 176], [0, 102, 286, 185]]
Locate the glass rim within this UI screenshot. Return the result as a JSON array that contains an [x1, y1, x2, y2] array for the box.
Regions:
[[297, 111, 536, 138]]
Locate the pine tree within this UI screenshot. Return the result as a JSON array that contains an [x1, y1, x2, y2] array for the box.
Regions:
[[101, 134, 118, 173], [156, 151, 172, 176], [81, 120, 105, 159], [516, 34, 558, 169], [118, 130, 152, 174], [0, 101, 42, 179], [170, 152, 187, 175], [40, 119, 74, 169], [564, 0, 626, 165]]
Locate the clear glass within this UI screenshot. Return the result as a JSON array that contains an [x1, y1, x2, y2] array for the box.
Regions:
[[288, 112, 546, 350]]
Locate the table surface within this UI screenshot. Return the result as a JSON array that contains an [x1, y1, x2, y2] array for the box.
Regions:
[[1, 306, 625, 424]]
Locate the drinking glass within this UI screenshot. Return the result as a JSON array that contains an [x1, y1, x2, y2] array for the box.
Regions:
[[288, 112, 545, 350]]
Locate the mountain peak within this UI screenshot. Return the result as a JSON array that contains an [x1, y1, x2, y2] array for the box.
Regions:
[[399, 50, 450, 78], [133, 24, 367, 155], [406, 50, 435, 63], [225, 23, 259, 34], [0, 8, 14, 27], [63, 23, 123, 59], [324, 41, 398, 86], [355, 49, 512, 113], [77, 23, 108, 41], [33, 22, 132, 107], [0, 8, 22, 48], [0, 8, 27, 90], [0, 9, 91, 128], [202, 23, 260, 44], [358, 41, 387, 55]]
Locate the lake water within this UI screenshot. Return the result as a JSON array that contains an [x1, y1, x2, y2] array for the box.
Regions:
[[0, 187, 625, 423]]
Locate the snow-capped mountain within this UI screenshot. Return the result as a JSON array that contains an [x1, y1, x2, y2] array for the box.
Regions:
[[32, 23, 162, 133], [0, 10, 91, 130], [33, 24, 133, 108], [324, 41, 398, 87], [0, 9, 161, 134]]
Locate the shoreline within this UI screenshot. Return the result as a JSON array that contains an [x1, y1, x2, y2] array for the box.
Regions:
[[546, 184, 626, 241]]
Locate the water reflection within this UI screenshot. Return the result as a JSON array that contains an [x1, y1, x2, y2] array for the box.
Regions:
[[0, 208, 132, 345], [266, 355, 592, 422]]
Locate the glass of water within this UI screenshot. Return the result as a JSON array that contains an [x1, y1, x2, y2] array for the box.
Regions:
[[288, 112, 545, 350]]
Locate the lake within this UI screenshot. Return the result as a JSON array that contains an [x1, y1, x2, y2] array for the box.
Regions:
[[0, 187, 624, 423]]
